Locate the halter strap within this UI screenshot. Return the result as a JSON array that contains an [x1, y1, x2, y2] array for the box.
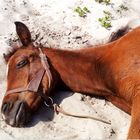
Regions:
[[6, 48, 52, 98], [38, 48, 52, 88]]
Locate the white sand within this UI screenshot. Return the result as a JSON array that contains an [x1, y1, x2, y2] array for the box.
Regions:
[[0, 0, 140, 139]]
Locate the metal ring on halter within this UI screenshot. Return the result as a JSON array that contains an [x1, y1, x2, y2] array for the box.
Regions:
[[44, 97, 54, 107]]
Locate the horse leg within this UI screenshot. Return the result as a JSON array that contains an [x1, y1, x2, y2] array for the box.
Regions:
[[106, 95, 131, 114], [127, 94, 140, 139]]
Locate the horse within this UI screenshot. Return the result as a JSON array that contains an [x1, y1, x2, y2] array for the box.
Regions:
[[1, 21, 140, 139]]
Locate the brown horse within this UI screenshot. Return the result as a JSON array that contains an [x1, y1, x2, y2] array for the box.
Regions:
[[1, 22, 140, 139]]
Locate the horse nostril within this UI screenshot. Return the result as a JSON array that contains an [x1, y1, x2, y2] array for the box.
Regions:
[[1, 102, 13, 114]]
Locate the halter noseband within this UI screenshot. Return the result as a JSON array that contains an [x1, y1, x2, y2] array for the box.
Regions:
[[6, 48, 52, 100]]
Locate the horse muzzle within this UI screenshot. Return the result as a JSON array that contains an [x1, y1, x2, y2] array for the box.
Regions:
[[1, 100, 31, 127]]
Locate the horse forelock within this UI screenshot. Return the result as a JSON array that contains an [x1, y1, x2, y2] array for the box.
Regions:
[[4, 40, 27, 62]]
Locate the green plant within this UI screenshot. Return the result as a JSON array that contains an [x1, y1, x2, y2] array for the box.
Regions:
[[83, 7, 90, 13], [98, 11, 113, 29], [74, 6, 90, 17], [95, 0, 111, 5]]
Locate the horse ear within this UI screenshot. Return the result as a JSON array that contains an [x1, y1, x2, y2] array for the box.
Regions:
[[14, 21, 32, 46]]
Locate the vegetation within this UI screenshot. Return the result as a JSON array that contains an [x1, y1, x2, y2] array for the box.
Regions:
[[95, 0, 111, 5], [74, 6, 90, 17], [98, 11, 113, 29], [74, 1, 129, 30]]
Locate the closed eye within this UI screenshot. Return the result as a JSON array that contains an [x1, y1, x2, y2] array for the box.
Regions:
[[16, 59, 28, 69]]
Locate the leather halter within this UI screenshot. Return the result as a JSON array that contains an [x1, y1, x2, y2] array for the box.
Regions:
[[6, 48, 52, 100]]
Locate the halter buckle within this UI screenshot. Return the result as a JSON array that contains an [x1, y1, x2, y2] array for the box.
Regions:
[[44, 97, 54, 107]]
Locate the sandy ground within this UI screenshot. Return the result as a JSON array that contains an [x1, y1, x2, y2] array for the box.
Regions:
[[0, 0, 140, 139]]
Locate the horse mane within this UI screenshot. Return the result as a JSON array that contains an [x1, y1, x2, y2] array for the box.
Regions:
[[3, 25, 129, 62], [109, 26, 129, 42]]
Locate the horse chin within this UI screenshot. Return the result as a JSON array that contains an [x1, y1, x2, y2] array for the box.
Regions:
[[3, 101, 31, 127]]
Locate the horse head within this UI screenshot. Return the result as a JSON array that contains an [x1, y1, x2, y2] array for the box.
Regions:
[[1, 22, 55, 127]]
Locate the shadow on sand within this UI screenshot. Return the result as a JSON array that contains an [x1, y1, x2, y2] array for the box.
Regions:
[[26, 90, 73, 127]]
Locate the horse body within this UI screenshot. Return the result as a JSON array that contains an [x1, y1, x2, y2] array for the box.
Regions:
[[1, 22, 140, 139], [42, 36, 135, 108], [43, 47, 111, 95]]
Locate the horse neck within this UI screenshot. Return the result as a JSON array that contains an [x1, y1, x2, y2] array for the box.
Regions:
[[43, 41, 116, 95]]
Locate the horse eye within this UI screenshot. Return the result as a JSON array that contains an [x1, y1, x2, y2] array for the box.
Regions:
[[16, 59, 28, 69]]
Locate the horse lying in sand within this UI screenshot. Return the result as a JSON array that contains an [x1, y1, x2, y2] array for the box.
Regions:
[[1, 22, 140, 139]]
